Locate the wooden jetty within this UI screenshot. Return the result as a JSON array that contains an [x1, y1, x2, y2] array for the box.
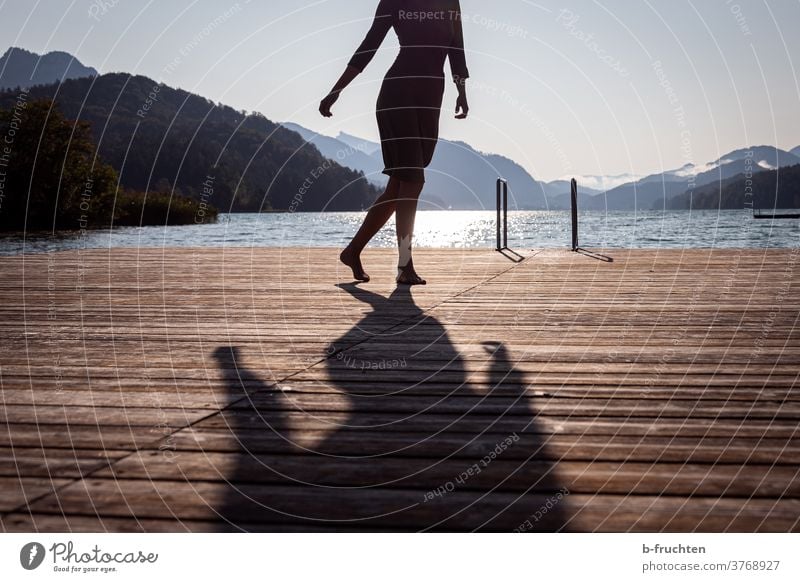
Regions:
[[1, 247, 798, 532]]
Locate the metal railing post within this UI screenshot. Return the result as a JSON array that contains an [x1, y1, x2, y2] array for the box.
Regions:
[[496, 179, 502, 251], [496, 178, 508, 251], [571, 178, 579, 251], [503, 180, 508, 250]]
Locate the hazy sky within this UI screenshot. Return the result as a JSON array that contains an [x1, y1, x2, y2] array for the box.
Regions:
[[1, 0, 798, 182]]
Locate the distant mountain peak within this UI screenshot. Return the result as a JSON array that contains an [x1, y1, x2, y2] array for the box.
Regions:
[[712, 145, 788, 163], [0, 46, 97, 90], [335, 131, 381, 155], [567, 173, 644, 191], [283, 123, 547, 209]]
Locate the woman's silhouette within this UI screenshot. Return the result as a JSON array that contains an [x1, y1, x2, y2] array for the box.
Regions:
[[320, 0, 470, 285]]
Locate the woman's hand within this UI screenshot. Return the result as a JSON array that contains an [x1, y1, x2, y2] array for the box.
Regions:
[[455, 92, 469, 119], [320, 66, 360, 117], [319, 91, 340, 118]]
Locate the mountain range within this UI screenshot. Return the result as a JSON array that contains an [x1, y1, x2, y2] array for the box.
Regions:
[[282, 123, 608, 209], [666, 163, 800, 210], [0, 47, 97, 90], [2, 46, 798, 213], [282, 122, 800, 211], [601, 146, 800, 211]]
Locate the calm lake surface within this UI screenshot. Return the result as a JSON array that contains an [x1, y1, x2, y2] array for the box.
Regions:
[[1, 210, 797, 255]]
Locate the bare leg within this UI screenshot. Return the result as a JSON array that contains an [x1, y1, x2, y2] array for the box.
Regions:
[[340, 176, 400, 282], [395, 179, 426, 285]]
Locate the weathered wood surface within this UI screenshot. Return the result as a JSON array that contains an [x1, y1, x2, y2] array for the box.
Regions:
[[0, 247, 798, 532]]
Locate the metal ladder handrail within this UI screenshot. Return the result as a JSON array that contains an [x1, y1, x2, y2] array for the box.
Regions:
[[495, 177, 581, 251]]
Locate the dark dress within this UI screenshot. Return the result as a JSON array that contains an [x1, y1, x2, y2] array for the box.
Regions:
[[348, 0, 470, 183]]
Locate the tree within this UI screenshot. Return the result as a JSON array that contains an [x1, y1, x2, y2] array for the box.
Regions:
[[0, 99, 118, 230]]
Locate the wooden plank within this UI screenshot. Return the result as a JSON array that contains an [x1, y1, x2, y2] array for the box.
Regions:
[[194, 411, 800, 438], [0, 513, 291, 533], [0, 477, 72, 512], [2, 378, 798, 403], [228, 392, 800, 419], [163, 428, 800, 464], [0, 389, 233, 409], [24, 478, 800, 532], [0, 424, 170, 449], [0, 447, 127, 479], [95, 450, 800, 498], [202, 402, 800, 429], [1, 405, 213, 427], [9, 388, 791, 417]]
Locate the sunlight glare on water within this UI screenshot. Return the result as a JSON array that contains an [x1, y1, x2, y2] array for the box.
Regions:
[[1, 210, 797, 254]]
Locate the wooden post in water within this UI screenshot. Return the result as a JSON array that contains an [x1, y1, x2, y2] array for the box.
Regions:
[[571, 178, 579, 251]]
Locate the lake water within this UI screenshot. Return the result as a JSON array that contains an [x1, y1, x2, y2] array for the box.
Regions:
[[1, 210, 797, 255]]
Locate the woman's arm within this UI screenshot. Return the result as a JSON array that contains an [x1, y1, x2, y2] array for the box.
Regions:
[[454, 76, 469, 120], [320, 0, 394, 117], [319, 65, 360, 117], [449, 2, 470, 119], [348, 0, 394, 73]]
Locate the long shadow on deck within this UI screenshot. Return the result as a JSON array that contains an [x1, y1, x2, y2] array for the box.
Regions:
[[213, 285, 568, 531]]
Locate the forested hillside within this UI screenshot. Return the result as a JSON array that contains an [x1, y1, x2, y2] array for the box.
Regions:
[[0, 73, 379, 212]]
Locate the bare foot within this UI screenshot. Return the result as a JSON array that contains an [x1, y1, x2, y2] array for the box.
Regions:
[[396, 263, 426, 286], [340, 247, 370, 282]]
